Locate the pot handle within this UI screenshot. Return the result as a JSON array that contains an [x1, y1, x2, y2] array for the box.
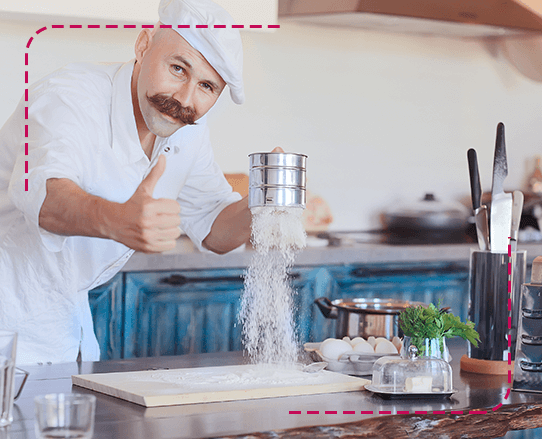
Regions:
[[314, 297, 338, 319]]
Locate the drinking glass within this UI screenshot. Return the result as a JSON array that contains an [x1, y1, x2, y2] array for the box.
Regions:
[[34, 393, 96, 439], [0, 331, 17, 427]]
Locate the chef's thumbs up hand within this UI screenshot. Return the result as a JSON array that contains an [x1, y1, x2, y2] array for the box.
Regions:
[[109, 155, 181, 253]]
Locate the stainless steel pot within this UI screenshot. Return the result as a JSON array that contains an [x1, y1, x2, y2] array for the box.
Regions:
[[315, 297, 426, 339]]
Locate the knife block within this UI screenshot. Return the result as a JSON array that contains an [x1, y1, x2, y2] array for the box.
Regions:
[[513, 256, 542, 392], [461, 249, 526, 374]]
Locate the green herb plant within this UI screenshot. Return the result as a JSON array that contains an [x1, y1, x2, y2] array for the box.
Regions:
[[398, 303, 480, 357]]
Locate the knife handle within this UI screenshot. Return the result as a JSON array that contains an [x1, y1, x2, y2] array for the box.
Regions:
[[467, 148, 482, 210]]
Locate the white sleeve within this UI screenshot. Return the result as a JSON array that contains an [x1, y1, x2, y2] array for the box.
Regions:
[[177, 128, 242, 251], [8, 88, 91, 252]]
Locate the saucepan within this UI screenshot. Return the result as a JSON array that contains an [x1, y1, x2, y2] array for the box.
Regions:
[[315, 297, 426, 339], [381, 193, 470, 238]]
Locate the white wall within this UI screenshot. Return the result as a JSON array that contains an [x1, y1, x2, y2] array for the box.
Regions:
[[2, 18, 542, 231]]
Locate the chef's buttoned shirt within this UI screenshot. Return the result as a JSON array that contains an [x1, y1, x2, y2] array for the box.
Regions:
[[0, 60, 241, 364]]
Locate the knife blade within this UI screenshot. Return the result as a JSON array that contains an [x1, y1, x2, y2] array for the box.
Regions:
[[510, 190, 524, 275], [509, 190, 524, 344], [490, 122, 513, 253], [510, 190, 524, 246], [467, 148, 490, 251]]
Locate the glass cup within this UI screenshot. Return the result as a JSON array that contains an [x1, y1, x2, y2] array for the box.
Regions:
[[34, 394, 96, 439], [0, 331, 18, 427]]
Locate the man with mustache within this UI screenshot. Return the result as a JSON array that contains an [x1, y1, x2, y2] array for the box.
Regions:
[[0, 0, 270, 364]]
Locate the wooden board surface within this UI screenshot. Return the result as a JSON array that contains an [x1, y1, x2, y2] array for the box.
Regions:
[[72, 364, 370, 407]]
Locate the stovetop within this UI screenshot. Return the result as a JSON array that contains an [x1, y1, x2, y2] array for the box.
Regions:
[[318, 227, 476, 246]]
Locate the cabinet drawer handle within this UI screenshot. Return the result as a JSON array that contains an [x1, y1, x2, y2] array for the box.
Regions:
[[520, 360, 542, 372], [521, 335, 542, 345], [159, 272, 301, 285], [160, 274, 244, 285], [350, 263, 467, 278], [522, 308, 542, 319], [160, 273, 301, 286]]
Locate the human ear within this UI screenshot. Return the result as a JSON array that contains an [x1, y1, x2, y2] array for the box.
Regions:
[[134, 29, 153, 63]]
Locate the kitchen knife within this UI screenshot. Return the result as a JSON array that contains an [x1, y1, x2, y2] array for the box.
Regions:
[[510, 190, 524, 247], [490, 122, 513, 253], [467, 148, 490, 251], [509, 190, 524, 283], [509, 190, 524, 340]]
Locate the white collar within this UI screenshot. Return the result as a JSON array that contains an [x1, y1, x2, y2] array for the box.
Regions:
[[110, 59, 146, 165]]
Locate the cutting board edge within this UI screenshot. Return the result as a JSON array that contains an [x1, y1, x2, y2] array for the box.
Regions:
[[143, 381, 369, 407], [72, 375, 147, 406]]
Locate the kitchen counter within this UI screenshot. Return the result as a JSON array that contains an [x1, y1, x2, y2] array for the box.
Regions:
[[6, 339, 542, 439], [122, 236, 542, 271]]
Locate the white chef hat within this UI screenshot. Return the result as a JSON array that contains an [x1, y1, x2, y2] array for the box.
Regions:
[[158, 0, 244, 104]]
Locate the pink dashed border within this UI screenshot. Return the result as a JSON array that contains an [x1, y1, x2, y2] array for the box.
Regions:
[[23, 24, 515, 419]]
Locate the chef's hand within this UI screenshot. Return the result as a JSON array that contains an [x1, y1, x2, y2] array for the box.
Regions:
[[109, 155, 181, 253]]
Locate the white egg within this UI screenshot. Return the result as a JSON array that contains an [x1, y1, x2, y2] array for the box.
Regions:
[[320, 338, 354, 360], [392, 336, 403, 353], [367, 336, 377, 348], [374, 337, 388, 346], [353, 340, 375, 354], [342, 336, 352, 344], [350, 337, 366, 346], [374, 339, 399, 354]]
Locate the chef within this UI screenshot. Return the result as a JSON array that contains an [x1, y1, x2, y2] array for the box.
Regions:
[[0, 0, 260, 364]]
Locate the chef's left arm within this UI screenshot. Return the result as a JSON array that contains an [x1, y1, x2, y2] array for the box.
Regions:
[[202, 196, 251, 254], [200, 146, 283, 254]]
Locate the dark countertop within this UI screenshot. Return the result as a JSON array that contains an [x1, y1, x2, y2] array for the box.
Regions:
[[5, 339, 542, 439]]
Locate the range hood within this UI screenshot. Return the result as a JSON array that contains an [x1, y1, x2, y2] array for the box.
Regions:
[[278, 0, 542, 38]]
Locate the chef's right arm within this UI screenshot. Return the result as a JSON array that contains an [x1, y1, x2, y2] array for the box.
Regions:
[[38, 155, 181, 253], [9, 82, 180, 254]]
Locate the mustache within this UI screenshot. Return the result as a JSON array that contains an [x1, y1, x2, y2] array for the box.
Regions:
[[147, 94, 197, 125]]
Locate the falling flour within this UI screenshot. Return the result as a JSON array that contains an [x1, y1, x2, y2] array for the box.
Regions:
[[238, 206, 306, 366]]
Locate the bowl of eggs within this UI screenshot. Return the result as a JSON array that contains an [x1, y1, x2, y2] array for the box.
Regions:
[[304, 336, 403, 375]]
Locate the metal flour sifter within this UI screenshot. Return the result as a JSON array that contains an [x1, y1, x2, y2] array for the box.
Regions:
[[248, 152, 307, 209]]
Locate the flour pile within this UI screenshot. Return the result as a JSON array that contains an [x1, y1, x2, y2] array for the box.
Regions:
[[238, 206, 306, 366]]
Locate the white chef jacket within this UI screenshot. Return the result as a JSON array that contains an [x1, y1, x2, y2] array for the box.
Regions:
[[0, 60, 241, 365]]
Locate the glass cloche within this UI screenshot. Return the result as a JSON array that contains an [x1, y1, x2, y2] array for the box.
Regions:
[[368, 345, 454, 395]]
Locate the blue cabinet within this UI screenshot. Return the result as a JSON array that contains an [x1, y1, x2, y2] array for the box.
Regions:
[[123, 269, 246, 358], [88, 261, 472, 360], [292, 261, 470, 344], [88, 273, 123, 360], [326, 261, 471, 322]]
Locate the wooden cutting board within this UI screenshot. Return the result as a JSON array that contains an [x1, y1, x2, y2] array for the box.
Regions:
[[72, 364, 369, 407]]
